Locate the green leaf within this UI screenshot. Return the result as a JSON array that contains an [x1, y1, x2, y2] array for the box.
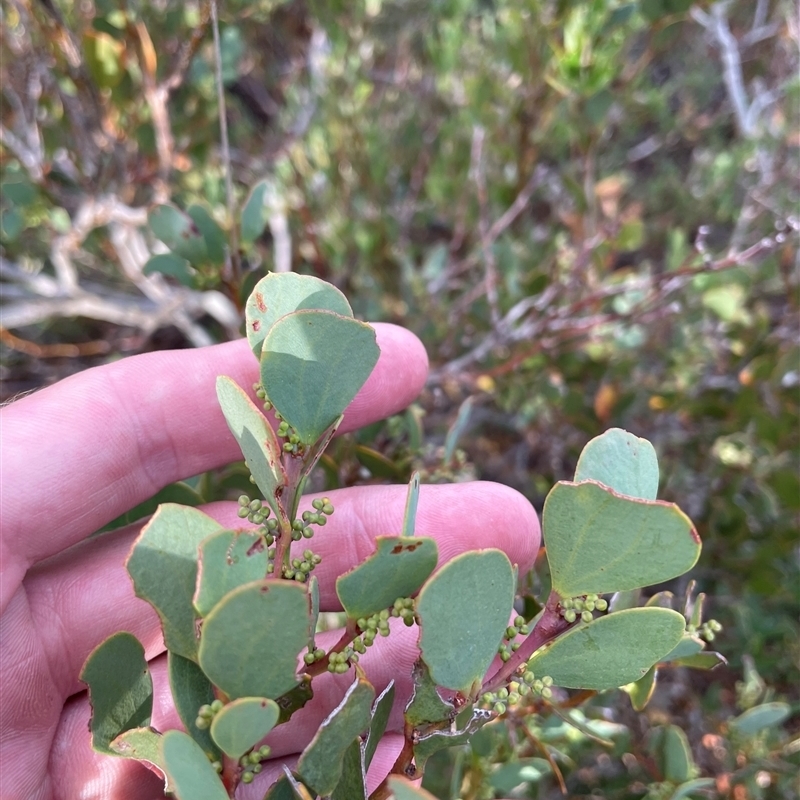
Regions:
[[402, 472, 421, 538], [148, 204, 208, 265], [729, 702, 791, 736], [187, 204, 226, 265], [649, 724, 695, 783], [194, 529, 269, 617], [365, 681, 395, 769], [159, 730, 228, 800], [416, 550, 516, 692], [198, 580, 308, 699], [336, 536, 438, 620], [355, 445, 404, 479], [216, 376, 287, 517], [488, 759, 551, 793], [672, 651, 727, 670], [661, 635, 705, 663], [108, 727, 164, 773], [404, 659, 455, 728], [260, 310, 379, 445], [240, 180, 270, 244], [245, 272, 353, 357], [330, 740, 367, 800], [80, 633, 153, 755], [126, 504, 223, 660], [624, 664, 657, 711], [296, 676, 375, 797], [167, 651, 220, 760], [669, 778, 717, 799], [574, 428, 659, 500], [526, 608, 686, 690], [388, 777, 439, 799], [543, 481, 701, 597], [209, 696, 280, 759], [142, 253, 196, 287]]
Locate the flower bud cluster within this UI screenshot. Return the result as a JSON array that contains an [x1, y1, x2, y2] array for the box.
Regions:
[[497, 615, 529, 662], [480, 670, 555, 715], [327, 649, 357, 674], [239, 744, 272, 783], [237, 495, 278, 533], [195, 698, 224, 730], [281, 549, 322, 582], [253, 382, 273, 412], [560, 593, 608, 624], [689, 618, 722, 642], [303, 646, 326, 665]]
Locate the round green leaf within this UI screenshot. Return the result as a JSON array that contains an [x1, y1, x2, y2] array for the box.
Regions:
[[209, 696, 280, 759], [416, 550, 515, 692], [216, 376, 286, 515], [526, 607, 686, 690], [194, 529, 270, 617], [245, 272, 353, 357], [336, 536, 438, 620], [260, 310, 379, 445], [160, 730, 228, 800], [543, 481, 701, 597], [198, 580, 308, 699], [574, 428, 659, 500], [126, 504, 223, 661], [80, 632, 153, 755]]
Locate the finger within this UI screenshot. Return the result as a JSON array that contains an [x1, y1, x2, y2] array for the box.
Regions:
[[207, 480, 542, 609], [23, 482, 538, 705], [1, 324, 427, 610]]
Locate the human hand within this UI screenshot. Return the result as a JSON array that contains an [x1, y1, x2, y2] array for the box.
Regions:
[[0, 324, 540, 800]]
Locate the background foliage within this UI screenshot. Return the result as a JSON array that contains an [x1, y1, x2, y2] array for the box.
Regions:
[[1, 0, 798, 797]]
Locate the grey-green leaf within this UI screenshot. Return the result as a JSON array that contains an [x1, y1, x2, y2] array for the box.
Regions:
[[526, 608, 686, 690], [194, 529, 269, 617], [416, 550, 516, 692], [209, 696, 280, 759], [574, 428, 659, 500], [142, 253, 195, 286], [159, 730, 228, 800], [148, 204, 208, 265], [543, 481, 701, 597], [198, 580, 308, 699], [240, 180, 270, 244], [245, 272, 353, 357], [330, 740, 367, 800], [296, 676, 375, 797], [126, 504, 223, 660], [729, 702, 791, 737], [80, 632, 153, 755], [216, 376, 286, 517], [365, 681, 395, 769], [167, 651, 220, 760], [402, 472, 421, 538], [260, 310, 379, 444], [187, 204, 226, 265], [336, 536, 438, 620], [404, 659, 455, 728]]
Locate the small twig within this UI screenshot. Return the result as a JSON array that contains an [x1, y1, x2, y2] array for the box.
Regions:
[[210, 0, 241, 284]]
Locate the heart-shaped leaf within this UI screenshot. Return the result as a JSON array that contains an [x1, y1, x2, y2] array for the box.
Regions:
[[198, 580, 308, 699], [246, 272, 353, 357], [160, 730, 228, 800], [80, 632, 152, 755], [260, 310, 379, 445], [194, 529, 269, 617], [209, 696, 280, 759], [336, 535, 438, 620], [296, 676, 375, 797], [126, 504, 223, 660], [574, 428, 660, 500], [543, 481, 701, 597], [525, 607, 686, 690], [416, 550, 516, 692], [216, 376, 286, 516]]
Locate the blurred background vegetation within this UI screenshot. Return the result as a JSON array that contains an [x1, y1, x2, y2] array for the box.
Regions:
[[1, 0, 798, 797]]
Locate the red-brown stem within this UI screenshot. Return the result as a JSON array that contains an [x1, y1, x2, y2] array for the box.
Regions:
[[371, 720, 417, 800], [482, 590, 569, 694]]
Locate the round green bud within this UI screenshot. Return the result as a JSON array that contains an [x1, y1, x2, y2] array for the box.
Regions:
[[500, 651, 510, 662], [302, 527, 314, 539], [304, 652, 316, 665], [322, 502, 334, 515], [313, 648, 325, 659], [564, 609, 577, 623], [541, 686, 552, 699], [493, 702, 507, 715], [267, 563, 275, 574], [709, 619, 722, 632], [506, 626, 518, 640], [336, 662, 349, 674], [507, 692, 520, 704], [542, 675, 554, 687], [518, 683, 531, 696], [316, 515, 327, 526], [252, 764, 262, 774], [519, 624, 530, 635], [195, 716, 208, 729], [237, 507, 250, 518], [596, 598, 608, 611], [240, 755, 250, 766], [533, 679, 543, 692], [482, 693, 494, 704], [291, 530, 302, 541], [241, 771, 254, 784], [584, 600, 596, 612], [581, 610, 593, 623], [523, 671, 535, 684], [210, 700, 223, 713], [212, 760, 222, 773], [198, 704, 213, 717], [238, 495, 251, 507], [403, 615, 415, 627], [562, 598, 573, 610], [312, 498, 324, 511], [259, 745, 271, 758], [250, 513, 264, 525], [511, 642, 520, 651], [497, 688, 509, 699], [249, 499, 262, 511], [249, 475, 256, 483], [249, 751, 261, 765], [283, 442, 294, 452]]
